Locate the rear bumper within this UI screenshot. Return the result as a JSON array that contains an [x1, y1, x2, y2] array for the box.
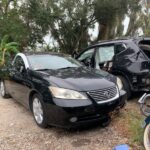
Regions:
[[45, 90, 126, 128]]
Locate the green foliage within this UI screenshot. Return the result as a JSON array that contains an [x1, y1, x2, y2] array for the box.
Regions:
[[0, 0, 149, 54], [127, 112, 144, 144], [43, 0, 95, 54], [94, 0, 142, 40], [0, 35, 19, 67]]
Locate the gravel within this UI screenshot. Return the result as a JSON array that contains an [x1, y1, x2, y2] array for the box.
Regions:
[[0, 96, 135, 150]]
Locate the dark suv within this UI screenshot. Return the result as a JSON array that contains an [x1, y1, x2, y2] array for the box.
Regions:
[[76, 37, 150, 98]]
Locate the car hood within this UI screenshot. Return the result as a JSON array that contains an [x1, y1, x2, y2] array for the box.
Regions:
[[37, 67, 116, 91]]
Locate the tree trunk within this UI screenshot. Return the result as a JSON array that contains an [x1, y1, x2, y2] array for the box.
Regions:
[[97, 24, 109, 41]]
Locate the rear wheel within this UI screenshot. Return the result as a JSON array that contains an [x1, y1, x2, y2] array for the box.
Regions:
[[144, 124, 150, 150], [0, 80, 10, 98], [118, 76, 131, 99], [32, 94, 48, 128]]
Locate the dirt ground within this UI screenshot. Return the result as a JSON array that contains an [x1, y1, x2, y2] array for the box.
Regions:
[[0, 96, 144, 150]]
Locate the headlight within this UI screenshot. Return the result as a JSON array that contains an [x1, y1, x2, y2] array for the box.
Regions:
[[49, 86, 87, 100], [117, 77, 123, 90]]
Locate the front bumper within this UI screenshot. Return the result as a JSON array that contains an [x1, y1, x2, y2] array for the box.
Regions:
[[45, 90, 126, 128]]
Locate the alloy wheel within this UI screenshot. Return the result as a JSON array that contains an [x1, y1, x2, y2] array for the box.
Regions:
[[32, 97, 44, 124]]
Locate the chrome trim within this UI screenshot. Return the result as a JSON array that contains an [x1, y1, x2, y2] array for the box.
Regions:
[[88, 86, 119, 104], [138, 93, 150, 104]]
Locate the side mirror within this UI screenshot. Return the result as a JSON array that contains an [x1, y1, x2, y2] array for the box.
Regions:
[[82, 57, 91, 67], [20, 66, 26, 74]]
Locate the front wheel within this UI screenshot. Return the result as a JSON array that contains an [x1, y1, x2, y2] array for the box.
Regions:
[[32, 94, 48, 128], [144, 124, 150, 150]]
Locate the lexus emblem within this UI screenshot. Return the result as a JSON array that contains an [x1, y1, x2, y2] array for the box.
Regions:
[[104, 91, 111, 98]]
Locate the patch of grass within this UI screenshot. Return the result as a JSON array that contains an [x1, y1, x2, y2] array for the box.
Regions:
[[127, 111, 144, 144], [114, 104, 145, 149]]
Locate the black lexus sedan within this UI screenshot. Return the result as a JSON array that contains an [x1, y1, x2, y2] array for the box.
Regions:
[[0, 52, 126, 128]]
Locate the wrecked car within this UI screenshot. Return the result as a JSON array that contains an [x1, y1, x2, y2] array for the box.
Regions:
[[76, 37, 150, 98], [0, 52, 126, 128]]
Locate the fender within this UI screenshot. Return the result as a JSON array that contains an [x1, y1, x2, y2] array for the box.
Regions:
[[111, 70, 132, 89]]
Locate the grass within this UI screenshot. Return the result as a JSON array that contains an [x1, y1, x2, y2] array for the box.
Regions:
[[127, 111, 144, 144], [114, 102, 145, 149]]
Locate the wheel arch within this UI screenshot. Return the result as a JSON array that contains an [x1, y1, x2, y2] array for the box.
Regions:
[[28, 90, 43, 111], [112, 70, 132, 88]]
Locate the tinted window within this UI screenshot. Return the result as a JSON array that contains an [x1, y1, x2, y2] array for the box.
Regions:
[[115, 43, 127, 54], [13, 56, 25, 72], [27, 55, 82, 70], [78, 48, 94, 61]]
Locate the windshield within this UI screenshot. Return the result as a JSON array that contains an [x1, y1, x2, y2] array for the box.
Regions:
[[27, 55, 82, 70]]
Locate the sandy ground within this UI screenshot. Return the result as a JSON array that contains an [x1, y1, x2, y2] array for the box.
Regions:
[[0, 96, 142, 150]]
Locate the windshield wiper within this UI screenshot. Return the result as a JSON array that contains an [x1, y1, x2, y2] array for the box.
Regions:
[[58, 67, 77, 70], [35, 69, 50, 71]]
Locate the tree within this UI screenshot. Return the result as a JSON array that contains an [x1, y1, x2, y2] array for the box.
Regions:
[[44, 0, 96, 54], [0, 0, 29, 48], [94, 0, 141, 40], [0, 35, 18, 67]]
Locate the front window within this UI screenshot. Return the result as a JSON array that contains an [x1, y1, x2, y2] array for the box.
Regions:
[[77, 48, 94, 61], [27, 55, 82, 70], [95, 45, 115, 69]]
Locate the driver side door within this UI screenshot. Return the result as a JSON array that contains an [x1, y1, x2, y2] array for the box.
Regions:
[[9, 56, 30, 107]]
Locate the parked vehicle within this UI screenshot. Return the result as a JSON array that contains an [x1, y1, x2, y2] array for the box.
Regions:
[[0, 52, 126, 128], [138, 93, 150, 150], [76, 37, 150, 98]]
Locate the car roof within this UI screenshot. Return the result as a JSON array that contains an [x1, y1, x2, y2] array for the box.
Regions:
[[23, 51, 69, 57], [85, 37, 150, 49]]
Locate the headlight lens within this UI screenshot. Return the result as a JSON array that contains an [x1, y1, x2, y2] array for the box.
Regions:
[[49, 86, 87, 100], [117, 77, 123, 90]]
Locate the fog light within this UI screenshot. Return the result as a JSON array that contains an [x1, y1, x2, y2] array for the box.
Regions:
[[70, 117, 78, 123]]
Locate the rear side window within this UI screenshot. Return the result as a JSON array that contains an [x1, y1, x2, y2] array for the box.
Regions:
[[115, 43, 127, 54]]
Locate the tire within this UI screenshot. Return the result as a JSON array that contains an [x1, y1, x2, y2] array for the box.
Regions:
[[31, 94, 48, 128], [144, 124, 150, 150], [118, 76, 131, 99], [0, 80, 10, 98]]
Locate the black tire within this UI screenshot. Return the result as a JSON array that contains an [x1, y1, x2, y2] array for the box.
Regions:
[[0, 80, 10, 98], [118, 76, 131, 99], [31, 94, 48, 128]]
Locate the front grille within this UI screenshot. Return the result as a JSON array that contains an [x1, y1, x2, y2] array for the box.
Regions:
[[88, 86, 118, 103]]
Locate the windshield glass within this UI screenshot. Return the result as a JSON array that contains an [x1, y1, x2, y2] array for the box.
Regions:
[[27, 55, 82, 70]]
